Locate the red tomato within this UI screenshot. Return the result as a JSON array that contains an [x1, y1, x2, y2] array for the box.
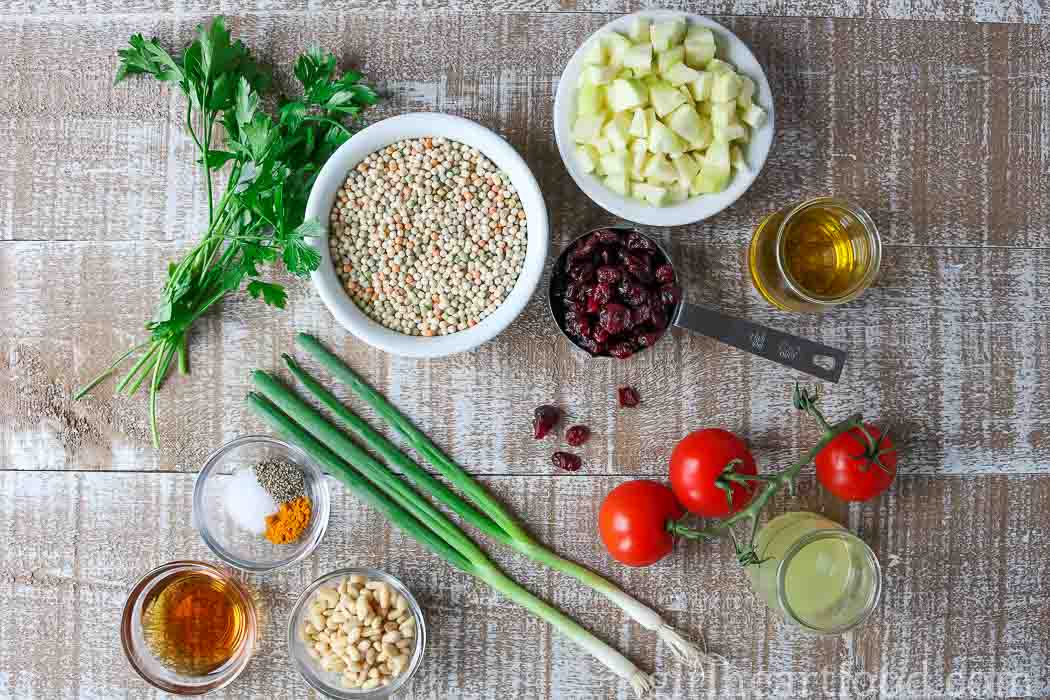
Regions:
[[598, 480, 684, 567], [815, 425, 897, 501], [669, 428, 758, 518]]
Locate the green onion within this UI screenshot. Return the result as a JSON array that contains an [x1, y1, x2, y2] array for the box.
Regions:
[[291, 333, 707, 667], [247, 389, 654, 697]]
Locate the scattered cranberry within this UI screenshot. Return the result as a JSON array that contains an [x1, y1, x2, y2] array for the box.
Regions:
[[533, 405, 560, 439], [565, 425, 591, 447], [618, 386, 641, 407], [552, 452, 583, 472], [655, 264, 676, 284]]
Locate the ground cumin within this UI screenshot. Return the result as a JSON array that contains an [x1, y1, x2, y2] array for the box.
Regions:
[[265, 495, 312, 544]]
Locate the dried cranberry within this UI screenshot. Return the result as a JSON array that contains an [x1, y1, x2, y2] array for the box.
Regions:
[[626, 231, 658, 253], [619, 251, 653, 283], [565, 313, 592, 340], [659, 284, 683, 306], [565, 282, 587, 302], [571, 299, 587, 317], [565, 425, 591, 447], [551, 452, 582, 472], [618, 279, 650, 307], [600, 249, 613, 266], [577, 336, 606, 355], [586, 282, 613, 312], [599, 303, 630, 335], [630, 304, 652, 327], [594, 229, 622, 245], [593, 328, 610, 344], [636, 330, 663, 348], [533, 405, 561, 439], [655, 264, 676, 284], [567, 260, 595, 284], [597, 265, 623, 284], [618, 386, 641, 407], [650, 307, 669, 330], [569, 235, 599, 260], [609, 341, 635, 359]]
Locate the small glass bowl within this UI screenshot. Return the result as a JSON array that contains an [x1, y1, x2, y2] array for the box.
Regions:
[[194, 435, 330, 573], [288, 568, 427, 698], [121, 561, 258, 695]]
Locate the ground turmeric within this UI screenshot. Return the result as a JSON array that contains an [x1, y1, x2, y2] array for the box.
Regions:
[[265, 495, 312, 544]]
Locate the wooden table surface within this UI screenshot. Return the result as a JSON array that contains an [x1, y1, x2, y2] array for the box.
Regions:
[[1, 1, 1048, 698]]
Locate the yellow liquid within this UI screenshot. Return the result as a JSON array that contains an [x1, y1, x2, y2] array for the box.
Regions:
[[780, 207, 860, 297], [748, 512, 878, 632], [748, 199, 876, 312]]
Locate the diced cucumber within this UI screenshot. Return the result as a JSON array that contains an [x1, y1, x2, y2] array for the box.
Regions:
[[705, 58, 734, 74], [669, 180, 691, 203], [607, 78, 649, 112], [642, 153, 678, 184], [672, 152, 701, 182], [741, 103, 767, 129], [678, 85, 695, 107], [692, 164, 730, 194], [605, 172, 631, 196], [730, 144, 750, 172], [698, 101, 713, 116], [656, 46, 685, 75], [582, 40, 607, 66], [628, 16, 652, 43], [602, 32, 633, 67], [592, 136, 613, 155], [714, 122, 747, 143], [603, 112, 632, 151], [705, 140, 731, 169], [710, 72, 740, 103], [622, 43, 654, 75], [580, 64, 618, 86], [711, 102, 737, 128], [575, 144, 600, 173], [664, 62, 702, 86], [665, 104, 706, 145], [577, 84, 605, 115], [684, 26, 716, 68], [689, 72, 712, 102], [600, 150, 630, 176], [629, 108, 649, 138], [634, 181, 670, 206], [629, 140, 650, 179], [650, 19, 686, 52], [649, 81, 687, 118], [648, 121, 685, 155], [573, 112, 607, 143], [736, 75, 755, 109], [689, 115, 713, 150]]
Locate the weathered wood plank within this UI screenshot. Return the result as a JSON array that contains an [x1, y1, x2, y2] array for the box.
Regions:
[[1, 0, 1041, 23], [1, 471, 1048, 698], [3, 239, 1048, 474], [0, 15, 1046, 247]]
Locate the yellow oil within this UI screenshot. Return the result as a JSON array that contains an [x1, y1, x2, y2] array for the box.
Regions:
[[781, 207, 861, 297]]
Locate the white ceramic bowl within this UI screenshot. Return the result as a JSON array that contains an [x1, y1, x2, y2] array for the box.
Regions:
[[553, 10, 775, 227], [305, 113, 549, 358]]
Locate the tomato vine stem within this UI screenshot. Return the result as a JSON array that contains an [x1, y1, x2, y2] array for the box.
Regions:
[[667, 384, 873, 565]]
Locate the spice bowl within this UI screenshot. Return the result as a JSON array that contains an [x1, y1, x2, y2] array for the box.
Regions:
[[194, 435, 330, 574], [304, 112, 549, 358], [288, 567, 427, 698], [121, 560, 259, 695]]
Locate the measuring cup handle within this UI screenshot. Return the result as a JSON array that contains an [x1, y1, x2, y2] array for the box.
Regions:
[[673, 303, 846, 383]]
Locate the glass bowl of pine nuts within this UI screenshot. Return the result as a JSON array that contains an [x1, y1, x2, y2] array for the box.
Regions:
[[288, 567, 426, 698]]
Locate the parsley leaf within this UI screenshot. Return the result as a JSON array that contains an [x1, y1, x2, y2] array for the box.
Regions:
[[247, 280, 288, 308]]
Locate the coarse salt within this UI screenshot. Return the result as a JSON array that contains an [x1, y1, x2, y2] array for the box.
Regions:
[[223, 468, 278, 535]]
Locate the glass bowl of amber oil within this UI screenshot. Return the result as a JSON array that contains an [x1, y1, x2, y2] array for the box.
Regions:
[[748, 197, 881, 312], [121, 561, 258, 694]]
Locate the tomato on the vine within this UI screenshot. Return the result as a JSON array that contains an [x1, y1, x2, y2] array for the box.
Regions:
[[669, 428, 757, 518], [598, 480, 684, 567], [815, 425, 896, 501]]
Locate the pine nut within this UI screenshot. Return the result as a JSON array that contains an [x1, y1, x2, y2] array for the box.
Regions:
[[382, 630, 401, 644], [349, 574, 366, 585]]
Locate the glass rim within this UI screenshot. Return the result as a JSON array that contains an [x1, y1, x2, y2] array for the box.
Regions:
[[774, 528, 882, 635], [287, 566, 427, 699], [120, 560, 258, 695], [774, 196, 882, 306]]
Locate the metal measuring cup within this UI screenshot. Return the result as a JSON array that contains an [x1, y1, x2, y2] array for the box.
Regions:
[[547, 226, 847, 383]]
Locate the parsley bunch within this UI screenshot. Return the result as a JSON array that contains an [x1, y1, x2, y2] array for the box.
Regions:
[[76, 17, 377, 447]]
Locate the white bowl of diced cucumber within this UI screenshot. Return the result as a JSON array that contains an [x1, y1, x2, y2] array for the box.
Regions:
[[554, 11, 774, 226]]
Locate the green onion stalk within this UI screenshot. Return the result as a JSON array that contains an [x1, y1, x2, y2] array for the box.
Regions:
[[257, 333, 710, 668], [247, 390, 655, 696]]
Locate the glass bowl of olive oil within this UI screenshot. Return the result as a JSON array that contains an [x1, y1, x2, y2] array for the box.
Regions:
[[749, 197, 882, 312], [121, 561, 258, 694]]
